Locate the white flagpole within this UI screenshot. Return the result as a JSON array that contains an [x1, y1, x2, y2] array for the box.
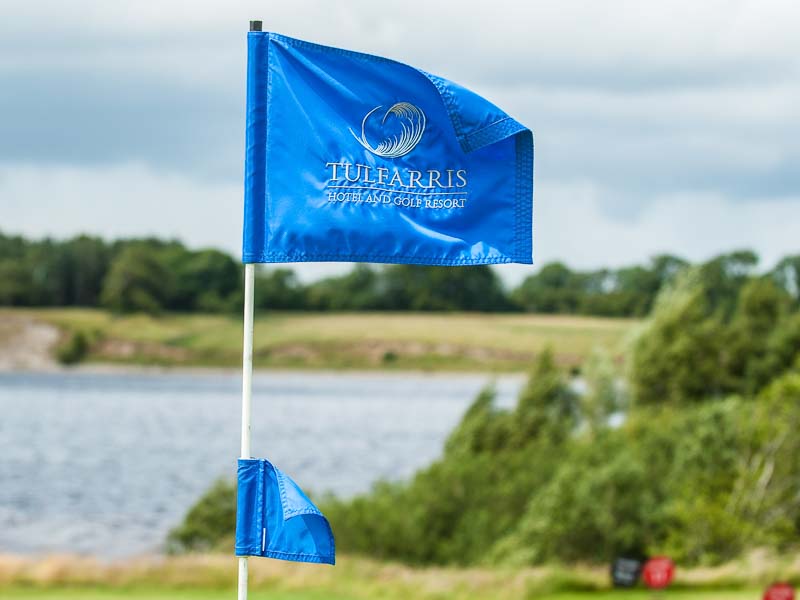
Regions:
[[238, 263, 255, 600], [239, 22, 261, 600]]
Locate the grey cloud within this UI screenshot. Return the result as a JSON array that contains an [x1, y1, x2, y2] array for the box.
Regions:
[[0, 68, 244, 180], [0, 0, 798, 277], [3, 57, 797, 205]]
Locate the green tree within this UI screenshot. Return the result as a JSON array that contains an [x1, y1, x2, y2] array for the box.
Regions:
[[628, 269, 727, 405], [62, 235, 111, 306], [731, 372, 800, 549], [168, 248, 240, 311], [255, 268, 306, 310], [25, 239, 68, 306], [724, 278, 791, 392], [771, 254, 800, 305], [306, 264, 383, 310], [699, 249, 759, 317], [514, 255, 687, 317], [0, 233, 33, 305], [381, 264, 513, 312], [513, 262, 584, 313], [0, 259, 31, 305], [443, 385, 508, 455], [748, 312, 800, 391], [579, 349, 623, 435], [100, 244, 174, 313], [491, 435, 657, 564], [512, 348, 579, 446]]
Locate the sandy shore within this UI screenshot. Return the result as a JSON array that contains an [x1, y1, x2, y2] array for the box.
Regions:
[[0, 314, 59, 372]]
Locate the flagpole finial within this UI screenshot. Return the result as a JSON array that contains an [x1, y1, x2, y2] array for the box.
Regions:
[[250, 20, 262, 32]]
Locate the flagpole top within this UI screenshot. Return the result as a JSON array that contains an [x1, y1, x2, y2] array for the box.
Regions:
[[250, 20, 262, 32]]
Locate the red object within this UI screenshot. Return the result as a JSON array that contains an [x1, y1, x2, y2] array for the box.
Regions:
[[642, 556, 675, 589], [764, 583, 796, 600]]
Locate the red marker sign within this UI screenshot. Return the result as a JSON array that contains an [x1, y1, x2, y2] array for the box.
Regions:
[[642, 556, 675, 589], [764, 583, 795, 600]]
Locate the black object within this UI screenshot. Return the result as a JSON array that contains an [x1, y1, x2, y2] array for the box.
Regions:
[[611, 557, 644, 588], [250, 20, 262, 32]]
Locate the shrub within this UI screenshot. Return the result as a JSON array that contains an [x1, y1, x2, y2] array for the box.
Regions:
[[166, 479, 236, 553], [56, 330, 89, 365]]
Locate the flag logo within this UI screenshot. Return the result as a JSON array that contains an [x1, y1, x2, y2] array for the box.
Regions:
[[350, 102, 426, 158]]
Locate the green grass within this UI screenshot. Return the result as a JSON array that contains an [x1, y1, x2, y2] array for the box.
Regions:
[[1, 553, 785, 600], [0, 554, 783, 600], [5, 307, 638, 371], [0, 589, 346, 600], [548, 592, 758, 599], [0, 587, 762, 600]]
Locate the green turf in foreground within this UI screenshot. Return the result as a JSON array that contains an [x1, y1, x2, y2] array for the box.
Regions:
[[0, 588, 762, 600], [547, 592, 758, 600], [0, 590, 342, 600]]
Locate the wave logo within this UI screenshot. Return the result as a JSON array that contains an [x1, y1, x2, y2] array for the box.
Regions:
[[350, 102, 426, 159]]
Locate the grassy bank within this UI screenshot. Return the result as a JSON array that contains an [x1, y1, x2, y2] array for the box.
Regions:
[[3, 308, 636, 371], [1, 554, 788, 600]]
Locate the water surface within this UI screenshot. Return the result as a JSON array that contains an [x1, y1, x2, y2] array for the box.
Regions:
[[0, 370, 522, 556]]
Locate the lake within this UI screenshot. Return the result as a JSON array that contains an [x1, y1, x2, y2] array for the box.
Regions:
[[0, 370, 523, 557]]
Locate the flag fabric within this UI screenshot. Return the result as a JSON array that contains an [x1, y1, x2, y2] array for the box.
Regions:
[[235, 458, 335, 564], [243, 32, 533, 266]]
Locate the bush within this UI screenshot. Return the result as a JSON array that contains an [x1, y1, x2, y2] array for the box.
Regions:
[[56, 330, 89, 365], [166, 479, 236, 553]]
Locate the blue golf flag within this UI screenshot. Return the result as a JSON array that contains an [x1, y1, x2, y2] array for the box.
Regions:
[[236, 458, 335, 564], [243, 32, 533, 266]]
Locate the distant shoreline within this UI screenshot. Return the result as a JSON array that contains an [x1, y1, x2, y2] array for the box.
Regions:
[[0, 361, 529, 380], [0, 307, 635, 374]]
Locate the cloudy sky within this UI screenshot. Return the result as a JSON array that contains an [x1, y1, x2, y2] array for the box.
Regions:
[[1, 1, 798, 283]]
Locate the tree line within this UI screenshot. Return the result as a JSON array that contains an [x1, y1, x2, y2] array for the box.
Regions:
[[1, 231, 799, 317]]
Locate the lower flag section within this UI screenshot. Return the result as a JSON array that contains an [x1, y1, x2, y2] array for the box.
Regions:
[[235, 458, 335, 565]]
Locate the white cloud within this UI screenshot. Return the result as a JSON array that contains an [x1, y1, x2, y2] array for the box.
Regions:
[[534, 180, 799, 271], [0, 162, 241, 250], [0, 1, 798, 282], [3, 1, 799, 86]]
